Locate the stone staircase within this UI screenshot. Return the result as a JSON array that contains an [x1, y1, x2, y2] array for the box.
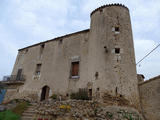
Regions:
[[102, 92, 129, 106], [21, 103, 37, 120]]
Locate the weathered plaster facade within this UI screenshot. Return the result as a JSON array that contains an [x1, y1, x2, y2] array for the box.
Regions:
[[4, 29, 90, 102], [3, 4, 140, 109]]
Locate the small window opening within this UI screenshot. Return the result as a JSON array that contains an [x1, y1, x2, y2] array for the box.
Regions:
[[104, 46, 108, 53], [97, 88, 100, 91], [95, 72, 99, 79], [71, 61, 79, 78], [115, 48, 120, 54], [115, 26, 119, 32], [66, 93, 69, 97], [35, 64, 42, 75], [115, 87, 118, 95]]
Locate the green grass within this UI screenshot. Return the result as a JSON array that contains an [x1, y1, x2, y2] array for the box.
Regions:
[[0, 100, 30, 120], [0, 110, 20, 120]]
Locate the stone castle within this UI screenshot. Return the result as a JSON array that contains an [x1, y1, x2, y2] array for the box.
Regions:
[[1, 4, 160, 120]]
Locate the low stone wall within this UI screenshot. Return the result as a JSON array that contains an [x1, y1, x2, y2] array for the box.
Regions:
[[3, 88, 18, 103], [3, 89, 39, 103], [33, 100, 144, 120]]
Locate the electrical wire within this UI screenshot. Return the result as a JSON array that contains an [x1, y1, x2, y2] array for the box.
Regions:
[[136, 44, 160, 65]]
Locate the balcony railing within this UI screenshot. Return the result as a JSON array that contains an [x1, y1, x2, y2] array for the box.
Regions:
[[2, 75, 25, 84]]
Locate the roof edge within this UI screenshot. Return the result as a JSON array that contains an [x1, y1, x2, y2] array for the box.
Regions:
[[19, 29, 90, 51], [138, 75, 160, 86]]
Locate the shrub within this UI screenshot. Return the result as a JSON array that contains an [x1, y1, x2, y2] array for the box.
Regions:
[[106, 111, 113, 118], [70, 88, 89, 100], [50, 94, 57, 100]]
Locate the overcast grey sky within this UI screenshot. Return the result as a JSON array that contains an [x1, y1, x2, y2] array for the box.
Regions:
[[0, 0, 160, 80]]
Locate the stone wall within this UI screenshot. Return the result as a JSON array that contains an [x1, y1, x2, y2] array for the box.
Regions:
[[139, 75, 160, 120], [3, 89, 17, 103], [3, 84, 20, 103], [34, 100, 144, 120], [3, 84, 39, 103], [88, 4, 140, 108]]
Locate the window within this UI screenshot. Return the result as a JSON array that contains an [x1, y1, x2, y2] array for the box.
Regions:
[[35, 64, 41, 75], [71, 61, 79, 78], [112, 26, 120, 34], [115, 48, 120, 54]]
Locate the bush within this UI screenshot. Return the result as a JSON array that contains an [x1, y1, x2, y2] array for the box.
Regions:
[[70, 89, 89, 100], [50, 94, 57, 100], [0, 110, 20, 120]]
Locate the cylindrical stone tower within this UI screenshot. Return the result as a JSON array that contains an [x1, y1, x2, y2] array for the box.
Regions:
[[88, 4, 139, 108]]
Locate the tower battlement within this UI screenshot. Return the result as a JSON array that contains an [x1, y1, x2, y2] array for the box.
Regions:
[[91, 3, 129, 16]]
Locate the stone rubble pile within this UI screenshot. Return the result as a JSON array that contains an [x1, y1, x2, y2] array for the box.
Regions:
[[34, 100, 143, 120]]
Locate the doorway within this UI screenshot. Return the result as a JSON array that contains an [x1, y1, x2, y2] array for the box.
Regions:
[[40, 86, 50, 101]]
